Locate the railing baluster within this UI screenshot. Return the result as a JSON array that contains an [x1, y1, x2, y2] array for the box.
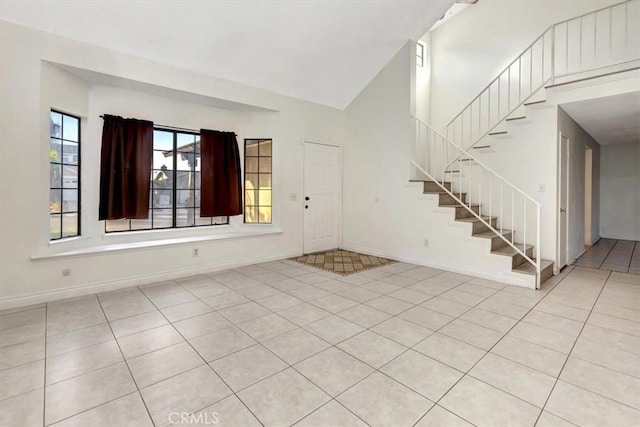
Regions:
[[500, 181, 503, 235], [511, 188, 515, 244], [524, 198, 527, 254]]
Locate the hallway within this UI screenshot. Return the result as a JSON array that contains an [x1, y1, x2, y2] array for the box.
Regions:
[[575, 239, 640, 274]]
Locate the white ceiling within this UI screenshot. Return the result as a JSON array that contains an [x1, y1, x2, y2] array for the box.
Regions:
[[0, 0, 453, 109], [561, 91, 640, 146]]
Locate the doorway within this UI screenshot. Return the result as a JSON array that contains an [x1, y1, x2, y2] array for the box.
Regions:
[[558, 133, 570, 269], [584, 146, 593, 247], [303, 142, 341, 254]]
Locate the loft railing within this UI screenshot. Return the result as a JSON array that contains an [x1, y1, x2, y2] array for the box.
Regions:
[[445, 0, 639, 152], [414, 117, 542, 287]]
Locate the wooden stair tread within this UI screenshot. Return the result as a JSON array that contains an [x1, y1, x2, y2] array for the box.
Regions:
[[473, 229, 513, 238], [491, 243, 533, 256], [409, 179, 452, 184], [513, 259, 554, 275], [455, 216, 497, 223], [439, 203, 478, 208]]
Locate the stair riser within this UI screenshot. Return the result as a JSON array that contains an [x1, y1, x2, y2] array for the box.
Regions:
[[491, 233, 513, 250], [472, 219, 497, 234], [424, 181, 452, 192], [455, 205, 479, 219], [439, 193, 467, 206], [511, 247, 534, 268]]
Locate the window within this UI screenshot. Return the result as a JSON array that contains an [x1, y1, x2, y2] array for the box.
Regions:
[[50, 111, 80, 240], [105, 129, 228, 232], [416, 41, 425, 67], [244, 139, 272, 223]]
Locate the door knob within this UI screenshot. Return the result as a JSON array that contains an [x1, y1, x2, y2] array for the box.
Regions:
[[305, 196, 310, 201]]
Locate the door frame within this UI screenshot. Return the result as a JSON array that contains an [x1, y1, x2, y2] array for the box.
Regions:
[[302, 140, 343, 254], [556, 132, 570, 271], [584, 146, 593, 246]]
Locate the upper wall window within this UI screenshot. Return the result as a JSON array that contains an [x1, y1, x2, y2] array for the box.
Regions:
[[105, 128, 228, 232], [50, 111, 80, 240], [244, 139, 272, 224], [416, 42, 425, 67]]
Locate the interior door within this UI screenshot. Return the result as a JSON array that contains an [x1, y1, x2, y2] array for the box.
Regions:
[[303, 142, 340, 253], [558, 133, 569, 269]]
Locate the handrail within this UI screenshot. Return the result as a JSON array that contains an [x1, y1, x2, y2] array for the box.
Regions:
[[414, 116, 542, 206]]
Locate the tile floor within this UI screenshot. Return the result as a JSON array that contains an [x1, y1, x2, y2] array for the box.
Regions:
[[1, 261, 639, 426], [575, 238, 640, 274]]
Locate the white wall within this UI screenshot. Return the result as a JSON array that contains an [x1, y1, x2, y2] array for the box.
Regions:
[[558, 107, 601, 261], [600, 142, 640, 240], [429, 0, 623, 130], [0, 21, 343, 307]]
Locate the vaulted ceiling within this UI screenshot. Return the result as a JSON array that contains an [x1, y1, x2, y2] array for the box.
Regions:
[[0, 0, 453, 109]]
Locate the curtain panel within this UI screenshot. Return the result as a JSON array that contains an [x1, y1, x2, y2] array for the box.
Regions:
[[98, 115, 154, 220], [200, 129, 243, 217]]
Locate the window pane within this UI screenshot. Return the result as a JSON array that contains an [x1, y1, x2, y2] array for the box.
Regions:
[[176, 171, 195, 190], [50, 215, 61, 239], [245, 206, 257, 223], [50, 164, 62, 188], [154, 130, 173, 151], [62, 165, 78, 188], [62, 115, 79, 142], [152, 190, 172, 208], [259, 140, 272, 156], [246, 158, 258, 173], [62, 189, 78, 212], [245, 189, 258, 206], [195, 172, 201, 189], [259, 174, 271, 188], [153, 150, 173, 171], [50, 112, 62, 138], [176, 208, 195, 227], [50, 139, 62, 163], [214, 216, 229, 225], [176, 190, 194, 208], [152, 209, 172, 228], [258, 189, 271, 206], [131, 216, 152, 231], [62, 141, 79, 165], [258, 157, 271, 173], [245, 173, 259, 189], [194, 190, 201, 207], [106, 219, 130, 232], [152, 168, 173, 189], [194, 152, 201, 172], [258, 206, 272, 223], [177, 133, 195, 149], [50, 190, 61, 213], [62, 213, 78, 237], [195, 212, 213, 226], [245, 140, 259, 156], [176, 152, 196, 171]]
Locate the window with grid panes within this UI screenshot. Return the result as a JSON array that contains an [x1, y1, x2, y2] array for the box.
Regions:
[[50, 111, 81, 240], [105, 129, 228, 232], [244, 139, 272, 223]]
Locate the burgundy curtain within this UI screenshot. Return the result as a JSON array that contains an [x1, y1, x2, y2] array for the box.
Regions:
[[99, 115, 153, 220], [200, 129, 243, 217]]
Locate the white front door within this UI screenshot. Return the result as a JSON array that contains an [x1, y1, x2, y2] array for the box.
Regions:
[[303, 142, 341, 253], [558, 133, 569, 269]]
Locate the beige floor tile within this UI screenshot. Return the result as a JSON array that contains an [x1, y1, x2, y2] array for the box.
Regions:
[[0, 307, 45, 331], [0, 359, 44, 400], [421, 297, 471, 317], [0, 388, 44, 427], [337, 287, 382, 303], [217, 302, 270, 324], [579, 324, 640, 355], [101, 298, 157, 322], [263, 328, 331, 364], [277, 303, 331, 326], [399, 306, 454, 330], [97, 288, 147, 308], [238, 368, 330, 426], [189, 326, 256, 362], [128, 342, 204, 388], [545, 380, 640, 427], [295, 347, 373, 397], [109, 311, 168, 338], [460, 308, 517, 333], [535, 411, 577, 427], [47, 309, 106, 336], [141, 365, 231, 427], [160, 300, 212, 323], [337, 331, 406, 368], [46, 340, 123, 385], [522, 310, 584, 338], [52, 392, 153, 427], [311, 294, 359, 313], [381, 350, 463, 401], [45, 362, 136, 425], [440, 376, 540, 427], [254, 293, 302, 311], [0, 322, 45, 348], [415, 405, 474, 427], [387, 288, 432, 304], [337, 372, 433, 427], [337, 304, 391, 328], [296, 400, 367, 427], [440, 319, 504, 350], [361, 280, 401, 294], [365, 295, 414, 315], [561, 356, 640, 409], [236, 284, 280, 300], [304, 315, 364, 344], [587, 312, 640, 337], [414, 333, 486, 372], [143, 287, 197, 309], [508, 322, 575, 353], [571, 338, 640, 379], [201, 291, 249, 311], [0, 338, 44, 370], [47, 323, 113, 357], [476, 298, 530, 320], [371, 317, 434, 347], [210, 344, 286, 391], [117, 324, 183, 359], [470, 353, 555, 407], [237, 313, 297, 342], [172, 312, 231, 340], [287, 285, 331, 302], [190, 395, 261, 426], [441, 289, 487, 306], [491, 336, 567, 377]]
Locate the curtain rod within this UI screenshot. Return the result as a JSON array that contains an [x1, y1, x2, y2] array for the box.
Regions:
[[99, 115, 236, 135]]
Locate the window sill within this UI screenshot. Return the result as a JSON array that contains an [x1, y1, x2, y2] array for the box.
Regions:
[[31, 227, 283, 260], [48, 235, 92, 246]]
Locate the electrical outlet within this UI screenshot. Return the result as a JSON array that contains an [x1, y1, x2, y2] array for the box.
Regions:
[[62, 269, 71, 277], [193, 248, 199, 257], [424, 238, 429, 248]]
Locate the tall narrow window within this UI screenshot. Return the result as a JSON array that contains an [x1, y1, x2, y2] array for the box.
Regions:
[[105, 128, 228, 232], [416, 42, 425, 67], [244, 139, 272, 223], [50, 111, 80, 240]]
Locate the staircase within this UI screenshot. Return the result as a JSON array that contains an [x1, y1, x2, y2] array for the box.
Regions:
[[411, 0, 639, 289]]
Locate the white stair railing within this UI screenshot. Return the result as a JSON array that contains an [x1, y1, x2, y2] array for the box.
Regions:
[[445, 0, 639, 152], [414, 117, 542, 288]]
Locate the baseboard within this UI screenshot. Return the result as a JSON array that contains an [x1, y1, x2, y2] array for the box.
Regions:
[[341, 243, 534, 288], [0, 250, 301, 310]]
